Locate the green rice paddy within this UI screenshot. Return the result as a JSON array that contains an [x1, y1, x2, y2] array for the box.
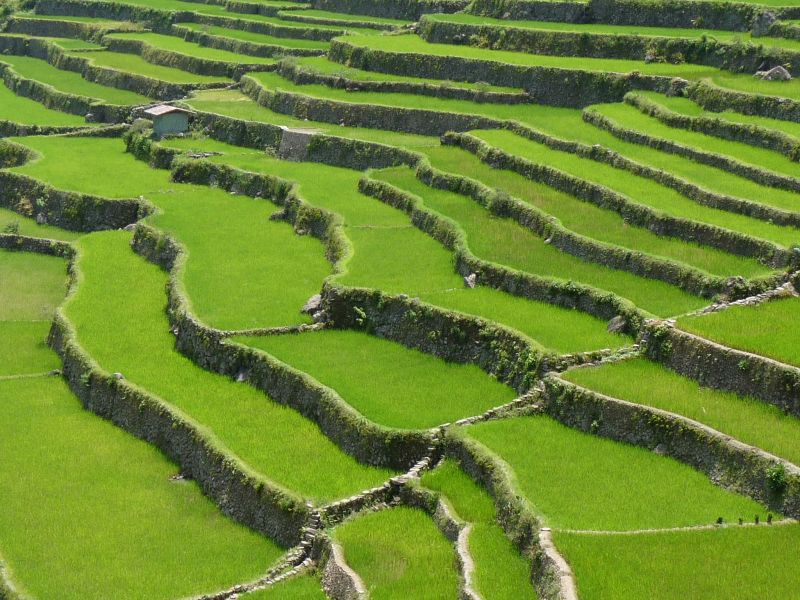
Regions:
[[68, 49, 230, 84], [0, 82, 91, 126], [237, 329, 517, 429], [423, 14, 800, 53], [106, 31, 279, 63], [465, 415, 767, 530], [421, 460, 537, 600], [2, 0, 797, 595], [677, 297, 800, 368], [334, 507, 460, 600], [0, 54, 152, 104], [632, 91, 800, 142], [160, 136, 633, 348], [472, 129, 800, 248], [593, 102, 800, 183], [66, 231, 394, 502], [556, 524, 800, 599], [335, 34, 720, 78], [563, 358, 800, 465], [175, 23, 332, 49]]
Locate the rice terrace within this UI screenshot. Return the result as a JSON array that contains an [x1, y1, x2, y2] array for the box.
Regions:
[[3, 0, 800, 595]]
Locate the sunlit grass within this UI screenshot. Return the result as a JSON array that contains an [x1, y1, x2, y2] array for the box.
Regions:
[[0, 321, 59, 376], [334, 507, 459, 600], [677, 296, 800, 368], [466, 415, 767, 530], [473, 128, 800, 248], [417, 148, 771, 279], [0, 249, 67, 320], [10, 135, 330, 329], [594, 102, 800, 182], [67, 49, 229, 84], [335, 34, 719, 78], [563, 358, 800, 465], [556, 525, 800, 599], [0, 207, 82, 241], [633, 91, 800, 142], [421, 460, 537, 600], [0, 82, 90, 126], [375, 164, 707, 318], [184, 88, 439, 148], [66, 231, 394, 502], [0, 54, 151, 104], [162, 136, 630, 350], [106, 31, 279, 63], [237, 330, 516, 429], [0, 377, 282, 599], [424, 14, 800, 52], [290, 56, 519, 93], [177, 23, 332, 49]]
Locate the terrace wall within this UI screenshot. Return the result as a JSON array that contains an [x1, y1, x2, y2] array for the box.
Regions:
[[542, 376, 800, 518], [643, 322, 800, 417]]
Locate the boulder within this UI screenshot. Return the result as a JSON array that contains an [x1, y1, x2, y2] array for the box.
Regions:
[[464, 273, 477, 288], [754, 65, 792, 81]]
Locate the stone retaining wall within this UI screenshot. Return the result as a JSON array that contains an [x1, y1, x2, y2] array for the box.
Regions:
[[48, 311, 309, 547], [643, 321, 800, 417], [329, 38, 672, 108], [542, 375, 800, 517]]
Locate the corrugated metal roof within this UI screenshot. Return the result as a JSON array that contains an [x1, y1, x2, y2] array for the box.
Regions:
[[144, 104, 191, 117]]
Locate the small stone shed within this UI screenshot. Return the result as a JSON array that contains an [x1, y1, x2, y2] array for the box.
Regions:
[[144, 105, 192, 138]]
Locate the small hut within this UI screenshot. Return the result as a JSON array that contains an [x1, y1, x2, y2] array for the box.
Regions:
[[144, 105, 192, 138]]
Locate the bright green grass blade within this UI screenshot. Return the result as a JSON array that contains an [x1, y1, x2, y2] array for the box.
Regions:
[[467, 415, 767, 530]]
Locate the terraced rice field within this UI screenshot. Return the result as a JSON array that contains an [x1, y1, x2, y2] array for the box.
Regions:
[[1, 0, 799, 597]]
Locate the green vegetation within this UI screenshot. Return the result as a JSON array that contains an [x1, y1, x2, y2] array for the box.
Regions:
[[244, 68, 800, 221], [237, 329, 516, 429], [176, 23, 333, 49], [678, 297, 800, 368], [184, 88, 438, 149], [165, 136, 630, 348], [0, 249, 66, 377], [424, 14, 800, 52], [0, 321, 59, 376], [473, 129, 800, 247], [10, 135, 331, 329], [421, 460, 537, 600], [563, 358, 800, 465], [593, 102, 800, 182], [707, 72, 800, 101], [0, 82, 91, 126], [466, 415, 766, 530], [0, 249, 67, 320], [0, 246, 283, 598], [335, 34, 720, 77], [412, 150, 770, 279], [66, 231, 394, 502], [289, 56, 520, 93], [106, 32, 279, 63], [556, 525, 800, 599], [521, 104, 800, 215], [243, 574, 327, 598], [0, 54, 151, 104], [279, 9, 410, 26], [0, 377, 283, 599], [634, 91, 800, 141], [377, 165, 763, 316], [334, 507, 459, 599], [0, 208, 82, 242], [67, 49, 230, 84]]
